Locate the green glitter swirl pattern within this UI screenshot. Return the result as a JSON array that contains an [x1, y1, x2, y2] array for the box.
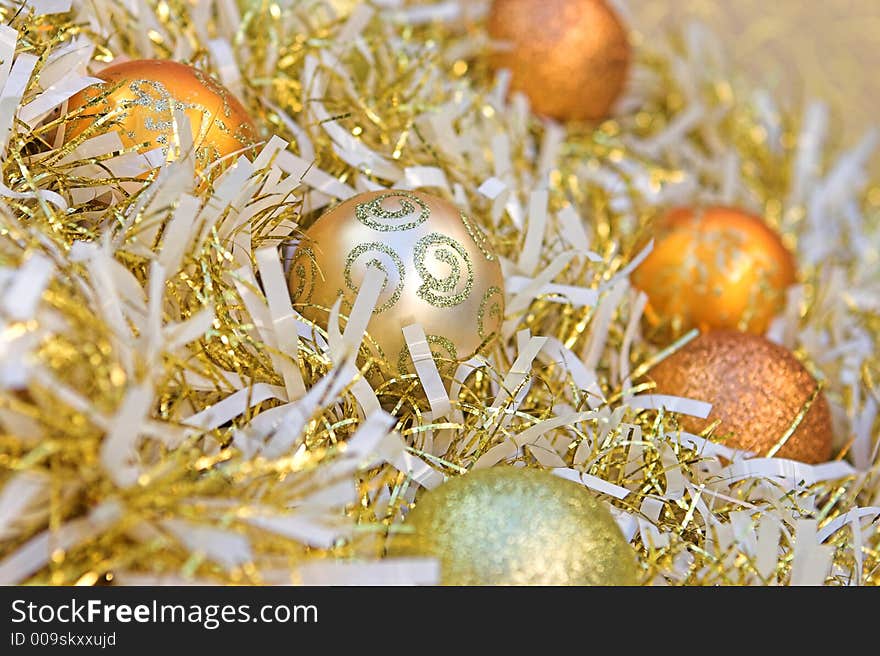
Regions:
[[355, 192, 430, 232], [477, 285, 504, 339], [344, 242, 406, 314], [397, 334, 459, 377], [414, 233, 474, 308], [289, 246, 318, 304]]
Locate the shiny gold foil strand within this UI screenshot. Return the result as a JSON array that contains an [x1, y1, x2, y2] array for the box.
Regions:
[[0, 0, 876, 585], [0, 188, 430, 584], [0, 9, 423, 582]]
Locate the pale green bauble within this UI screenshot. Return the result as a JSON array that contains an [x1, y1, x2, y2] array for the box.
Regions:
[[390, 467, 639, 585]]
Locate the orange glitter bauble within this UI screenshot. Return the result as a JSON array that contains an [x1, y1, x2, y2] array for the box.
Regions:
[[65, 60, 258, 172], [649, 330, 833, 464], [487, 0, 631, 122], [631, 206, 797, 338]]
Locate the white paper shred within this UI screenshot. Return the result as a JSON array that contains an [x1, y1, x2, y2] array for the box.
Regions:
[[790, 520, 833, 586], [403, 324, 451, 419], [276, 150, 356, 203], [244, 513, 347, 549], [163, 308, 215, 352], [639, 517, 670, 549], [679, 431, 752, 460], [609, 506, 639, 542], [207, 38, 242, 94], [24, 0, 73, 14], [0, 53, 37, 152], [581, 279, 628, 372], [39, 36, 95, 87], [660, 444, 686, 500], [379, 433, 444, 489], [259, 366, 357, 460], [312, 286, 376, 417], [618, 290, 648, 384], [0, 27, 15, 88], [187, 383, 287, 434], [627, 394, 712, 419], [345, 410, 397, 460], [755, 517, 782, 583], [556, 204, 594, 254], [474, 412, 589, 469], [536, 121, 564, 182], [502, 252, 576, 336], [719, 458, 855, 487], [540, 337, 604, 406], [816, 507, 880, 543], [162, 520, 253, 570], [553, 467, 631, 499], [477, 176, 509, 224], [478, 334, 547, 436], [19, 75, 102, 127], [399, 166, 451, 191], [0, 472, 48, 542], [255, 247, 307, 400], [0, 502, 121, 585], [477, 176, 507, 200], [505, 276, 599, 308], [2, 253, 53, 321], [0, 179, 68, 211], [518, 189, 549, 274], [101, 385, 153, 484]]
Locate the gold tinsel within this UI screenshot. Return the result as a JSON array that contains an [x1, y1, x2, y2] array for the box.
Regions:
[[0, 0, 877, 586]]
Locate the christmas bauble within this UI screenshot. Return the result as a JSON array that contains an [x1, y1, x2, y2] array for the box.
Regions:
[[389, 467, 639, 585], [289, 190, 505, 383], [631, 206, 796, 338], [65, 59, 257, 172], [648, 330, 832, 463], [487, 0, 631, 121]]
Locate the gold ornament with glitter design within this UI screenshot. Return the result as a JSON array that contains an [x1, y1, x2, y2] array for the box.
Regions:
[[631, 206, 797, 339], [477, 286, 504, 340], [389, 467, 640, 585], [648, 330, 833, 464], [289, 190, 505, 387], [65, 60, 258, 173], [487, 0, 631, 121]]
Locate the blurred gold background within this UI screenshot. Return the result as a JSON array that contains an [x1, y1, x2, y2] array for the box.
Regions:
[[631, 0, 880, 158]]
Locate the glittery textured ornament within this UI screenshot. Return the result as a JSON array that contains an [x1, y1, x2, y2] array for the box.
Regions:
[[289, 191, 505, 383], [649, 331, 833, 463], [631, 206, 796, 338], [389, 467, 639, 585], [65, 60, 257, 172], [487, 0, 631, 121]]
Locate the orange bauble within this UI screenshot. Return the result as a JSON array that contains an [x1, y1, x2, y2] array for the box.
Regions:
[[487, 0, 631, 121], [631, 207, 796, 338], [648, 330, 833, 464], [65, 60, 257, 172]]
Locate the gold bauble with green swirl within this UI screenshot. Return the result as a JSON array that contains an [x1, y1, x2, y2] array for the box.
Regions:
[[289, 190, 505, 387]]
